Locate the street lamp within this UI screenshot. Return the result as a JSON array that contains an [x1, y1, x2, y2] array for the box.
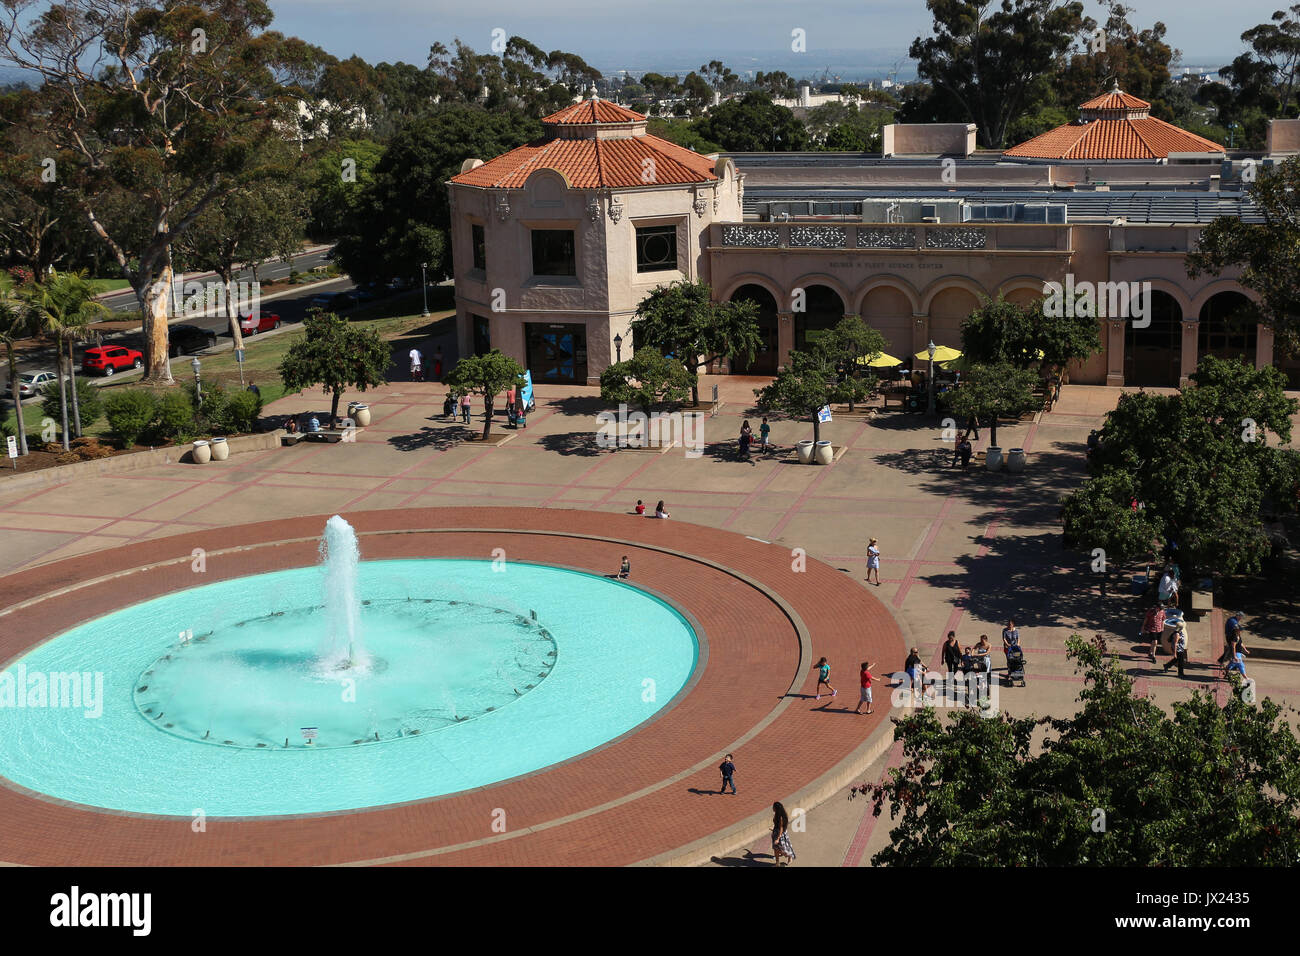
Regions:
[[420, 262, 429, 317], [613, 333, 623, 363], [191, 356, 202, 402], [926, 340, 937, 416]]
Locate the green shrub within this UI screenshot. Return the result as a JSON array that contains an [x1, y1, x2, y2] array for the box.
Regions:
[[40, 376, 103, 433], [103, 390, 158, 448], [188, 382, 234, 434], [150, 389, 197, 443], [225, 389, 263, 433]]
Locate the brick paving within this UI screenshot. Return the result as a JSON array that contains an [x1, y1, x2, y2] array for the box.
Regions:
[[1, 377, 1297, 866]]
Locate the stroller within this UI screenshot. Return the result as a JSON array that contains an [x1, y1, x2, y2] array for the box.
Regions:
[[1004, 645, 1026, 686]]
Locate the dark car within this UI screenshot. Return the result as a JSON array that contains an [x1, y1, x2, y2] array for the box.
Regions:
[[169, 324, 218, 357]]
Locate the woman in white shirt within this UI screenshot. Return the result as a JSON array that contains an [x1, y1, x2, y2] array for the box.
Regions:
[[866, 538, 881, 586]]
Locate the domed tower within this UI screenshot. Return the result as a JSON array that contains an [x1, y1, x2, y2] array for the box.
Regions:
[[447, 96, 743, 384]]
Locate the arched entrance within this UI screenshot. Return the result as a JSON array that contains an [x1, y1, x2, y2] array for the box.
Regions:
[[729, 284, 779, 375], [794, 285, 844, 351], [1125, 290, 1182, 387], [1198, 292, 1257, 365]]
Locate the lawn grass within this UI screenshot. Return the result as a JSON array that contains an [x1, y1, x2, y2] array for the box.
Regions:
[[4, 293, 455, 443], [88, 278, 132, 295]]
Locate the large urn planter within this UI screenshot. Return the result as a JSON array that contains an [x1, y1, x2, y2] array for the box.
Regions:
[[209, 436, 230, 461], [814, 440, 834, 465], [985, 446, 1003, 472], [797, 439, 815, 464], [348, 402, 372, 427], [1006, 448, 1026, 472], [191, 440, 211, 464]]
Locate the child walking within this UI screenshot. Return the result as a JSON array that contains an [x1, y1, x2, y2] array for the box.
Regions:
[[815, 656, 837, 700], [718, 753, 736, 794], [759, 417, 771, 452]]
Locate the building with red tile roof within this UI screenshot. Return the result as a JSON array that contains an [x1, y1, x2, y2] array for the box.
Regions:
[[1003, 87, 1225, 160]]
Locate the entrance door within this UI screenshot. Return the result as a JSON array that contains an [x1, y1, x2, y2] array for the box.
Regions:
[[1125, 291, 1182, 387], [729, 284, 779, 375], [526, 323, 588, 384]]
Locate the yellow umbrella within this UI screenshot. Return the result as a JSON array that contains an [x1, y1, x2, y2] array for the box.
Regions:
[[940, 355, 972, 372], [915, 345, 963, 363], [857, 351, 902, 368]]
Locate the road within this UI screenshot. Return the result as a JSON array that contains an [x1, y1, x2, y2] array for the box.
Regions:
[[6, 247, 363, 401]]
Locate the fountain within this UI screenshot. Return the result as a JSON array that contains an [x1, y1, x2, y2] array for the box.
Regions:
[[318, 515, 367, 672]]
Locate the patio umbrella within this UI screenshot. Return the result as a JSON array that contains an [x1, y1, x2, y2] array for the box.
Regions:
[[914, 345, 963, 363], [856, 351, 902, 367], [940, 354, 972, 372]]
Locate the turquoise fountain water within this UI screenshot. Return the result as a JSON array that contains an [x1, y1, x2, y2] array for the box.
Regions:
[[0, 518, 698, 816]]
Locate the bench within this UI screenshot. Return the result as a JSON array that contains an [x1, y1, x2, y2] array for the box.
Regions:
[[1191, 590, 1213, 613], [303, 429, 348, 444], [881, 391, 909, 410], [280, 433, 304, 446]]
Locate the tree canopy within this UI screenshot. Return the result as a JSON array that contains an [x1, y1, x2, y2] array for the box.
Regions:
[[754, 343, 850, 444], [870, 636, 1300, 866], [444, 349, 525, 439], [278, 311, 390, 425], [945, 361, 1040, 447], [1061, 355, 1300, 576], [693, 92, 808, 151], [961, 295, 1101, 369], [599, 348, 695, 423]]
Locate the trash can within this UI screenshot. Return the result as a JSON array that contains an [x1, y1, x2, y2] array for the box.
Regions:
[[797, 439, 815, 464], [985, 446, 1003, 471], [210, 436, 229, 461], [191, 439, 211, 464], [1006, 448, 1025, 472], [350, 403, 371, 426], [814, 440, 834, 465]]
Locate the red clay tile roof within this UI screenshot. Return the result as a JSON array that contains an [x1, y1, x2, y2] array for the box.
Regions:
[[1079, 90, 1152, 111], [449, 133, 719, 189], [1002, 115, 1225, 159], [542, 99, 646, 125]]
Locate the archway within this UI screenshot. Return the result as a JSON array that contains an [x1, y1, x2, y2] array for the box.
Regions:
[[729, 284, 779, 375], [1197, 291, 1256, 365], [928, 286, 981, 351], [1125, 290, 1182, 387], [794, 285, 844, 351]]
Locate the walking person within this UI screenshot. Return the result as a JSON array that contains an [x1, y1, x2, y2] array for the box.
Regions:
[[1001, 619, 1020, 653], [460, 392, 472, 424], [718, 754, 737, 794], [1220, 613, 1245, 665], [1140, 604, 1165, 663], [865, 537, 881, 586], [814, 656, 837, 701], [904, 646, 928, 704], [942, 631, 962, 674], [1163, 623, 1189, 678], [771, 802, 796, 866], [965, 412, 980, 441], [759, 417, 771, 453], [739, 420, 753, 460], [854, 660, 876, 715], [952, 432, 972, 469], [409, 346, 423, 382]]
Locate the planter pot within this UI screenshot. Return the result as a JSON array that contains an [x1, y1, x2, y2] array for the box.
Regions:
[[814, 440, 834, 465], [209, 436, 229, 461], [350, 403, 371, 427], [985, 446, 1003, 471], [796, 439, 815, 464], [1006, 447, 1026, 472], [191, 440, 211, 464]]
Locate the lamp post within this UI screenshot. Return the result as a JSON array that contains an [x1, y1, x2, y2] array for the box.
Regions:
[[420, 262, 429, 317], [613, 333, 623, 363], [926, 340, 936, 415], [191, 356, 202, 403]]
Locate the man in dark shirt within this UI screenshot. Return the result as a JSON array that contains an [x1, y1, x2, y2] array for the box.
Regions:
[[719, 754, 736, 794]]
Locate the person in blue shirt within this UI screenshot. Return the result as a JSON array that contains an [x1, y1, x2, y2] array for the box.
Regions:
[[718, 754, 736, 794], [1221, 614, 1245, 664], [814, 657, 836, 701]]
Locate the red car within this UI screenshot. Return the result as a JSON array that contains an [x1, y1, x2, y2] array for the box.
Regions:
[[82, 345, 143, 376], [239, 311, 282, 335]]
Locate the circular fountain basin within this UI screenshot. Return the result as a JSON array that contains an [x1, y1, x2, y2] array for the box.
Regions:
[[0, 559, 698, 817]]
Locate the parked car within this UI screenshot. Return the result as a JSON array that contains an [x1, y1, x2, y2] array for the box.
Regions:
[[307, 292, 336, 310], [6, 370, 57, 399], [82, 345, 143, 376], [332, 292, 357, 310], [238, 311, 282, 335], [169, 324, 218, 356]]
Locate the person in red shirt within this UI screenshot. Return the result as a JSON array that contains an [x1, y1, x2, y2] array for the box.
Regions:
[[1140, 605, 1165, 663], [634, 499, 646, 515], [854, 660, 876, 715]]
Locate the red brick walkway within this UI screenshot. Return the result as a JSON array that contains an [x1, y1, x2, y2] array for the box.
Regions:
[[0, 508, 903, 865]]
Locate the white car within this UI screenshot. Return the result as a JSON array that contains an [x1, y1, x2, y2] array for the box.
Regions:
[[5, 370, 57, 399]]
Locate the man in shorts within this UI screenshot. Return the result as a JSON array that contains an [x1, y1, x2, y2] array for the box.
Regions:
[[854, 661, 876, 715]]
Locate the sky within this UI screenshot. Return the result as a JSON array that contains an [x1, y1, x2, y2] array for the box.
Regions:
[[268, 0, 1287, 74]]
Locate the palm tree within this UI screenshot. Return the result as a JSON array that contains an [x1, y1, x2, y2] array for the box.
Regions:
[[24, 271, 107, 448], [0, 290, 36, 456]]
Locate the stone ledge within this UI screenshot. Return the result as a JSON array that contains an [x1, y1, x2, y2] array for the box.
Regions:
[[0, 431, 282, 492]]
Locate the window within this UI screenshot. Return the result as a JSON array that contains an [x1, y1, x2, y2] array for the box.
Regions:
[[531, 229, 576, 277], [471, 224, 486, 272], [473, 315, 491, 356], [635, 224, 678, 273]]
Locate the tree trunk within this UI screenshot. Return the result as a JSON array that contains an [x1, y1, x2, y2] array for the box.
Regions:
[[224, 271, 246, 353], [330, 387, 343, 427], [7, 344, 28, 455], [482, 396, 494, 439], [56, 346, 69, 450], [989, 414, 998, 449], [137, 265, 175, 384], [66, 338, 82, 438]]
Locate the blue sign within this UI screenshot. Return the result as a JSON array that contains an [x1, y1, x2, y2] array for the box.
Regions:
[[521, 370, 535, 411], [817, 405, 833, 423], [234, 349, 245, 363]]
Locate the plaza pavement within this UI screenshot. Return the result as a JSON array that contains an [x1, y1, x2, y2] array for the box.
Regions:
[[1, 367, 1297, 866]]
